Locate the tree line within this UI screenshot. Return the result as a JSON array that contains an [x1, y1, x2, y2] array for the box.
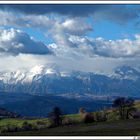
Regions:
[[48, 97, 139, 127]]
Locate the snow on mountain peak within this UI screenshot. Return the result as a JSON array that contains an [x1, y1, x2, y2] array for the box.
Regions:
[[30, 65, 45, 75], [46, 68, 57, 74], [0, 64, 139, 86], [111, 66, 140, 80]]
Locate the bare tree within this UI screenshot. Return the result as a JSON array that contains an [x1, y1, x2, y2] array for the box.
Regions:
[[113, 97, 136, 119]]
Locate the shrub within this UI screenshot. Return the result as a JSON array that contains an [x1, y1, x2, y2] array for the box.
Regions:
[[62, 117, 77, 125], [22, 121, 38, 131], [0, 125, 20, 134], [79, 108, 94, 123], [0, 126, 8, 134], [6, 125, 19, 132], [107, 110, 119, 121], [36, 120, 46, 125], [95, 111, 107, 122], [83, 113, 94, 123], [35, 120, 48, 130]]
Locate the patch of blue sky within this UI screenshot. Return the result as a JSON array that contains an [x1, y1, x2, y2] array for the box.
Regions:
[[87, 18, 140, 41], [1, 25, 53, 45]]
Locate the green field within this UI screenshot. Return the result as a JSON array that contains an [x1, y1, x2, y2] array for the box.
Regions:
[[1, 119, 140, 136], [0, 101, 140, 136]]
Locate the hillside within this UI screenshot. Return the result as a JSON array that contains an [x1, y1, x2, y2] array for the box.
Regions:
[[4, 119, 140, 136], [0, 65, 140, 117], [0, 108, 19, 118], [0, 93, 112, 117], [0, 100, 140, 136]]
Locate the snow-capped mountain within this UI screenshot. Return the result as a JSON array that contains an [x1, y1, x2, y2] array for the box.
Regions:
[[0, 65, 140, 97], [113, 66, 140, 80]]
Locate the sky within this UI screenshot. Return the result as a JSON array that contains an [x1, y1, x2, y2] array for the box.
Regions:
[[0, 4, 140, 74]]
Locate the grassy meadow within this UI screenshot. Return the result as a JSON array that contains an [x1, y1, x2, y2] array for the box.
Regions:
[[0, 100, 140, 136]]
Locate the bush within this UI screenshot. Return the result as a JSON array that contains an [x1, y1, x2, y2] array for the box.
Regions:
[[79, 108, 94, 124], [62, 117, 78, 125], [107, 110, 119, 121], [0, 126, 8, 134], [35, 120, 48, 130], [82, 113, 94, 123], [7, 125, 19, 132], [0, 125, 20, 134], [95, 111, 107, 122], [36, 120, 47, 125], [22, 121, 38, 131]]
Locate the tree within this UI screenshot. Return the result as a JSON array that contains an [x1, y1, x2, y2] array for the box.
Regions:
[[113, 97, 125, 119], [49, 107, 62, 127], [79, 108, 94, 123], [113, 97, 136, 119], [125, 98, 136, 119]]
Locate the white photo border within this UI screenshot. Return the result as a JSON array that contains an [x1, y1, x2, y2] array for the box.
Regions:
[[0, 1, 139, 139]]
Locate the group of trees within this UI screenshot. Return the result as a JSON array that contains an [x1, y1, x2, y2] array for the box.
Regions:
[[49, 97, 138, 127], [113, 97, 136, 120]]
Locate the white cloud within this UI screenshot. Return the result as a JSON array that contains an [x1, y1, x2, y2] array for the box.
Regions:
[[0, 28, 52, 55], [62, 18, 92, 36], [67, 35, 140, 58], [0, 11, 92, 50], [0, 53, 123, 75], [0, 10, 140, 75], [46, 18, 93, 56]]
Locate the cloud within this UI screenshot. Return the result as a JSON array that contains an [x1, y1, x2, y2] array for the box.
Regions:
[[0, 10, 54, 29], [0, 52, 125, 75], [0, 5, 138, 24], [49, 18, 93, 52], [0, 5, 139, 74], [0, 11, 92, 42], [0, 5, 138, 59], [0, 10, 139, 59], [49, 35, 140, 59], [62, 18, 92, 35], [0, 11, 93, 57], [0, 28, 52, 55]]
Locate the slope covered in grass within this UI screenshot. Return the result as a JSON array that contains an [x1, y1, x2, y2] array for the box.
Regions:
[[0, 100, 140, 136], [2, 119, 140, 136]]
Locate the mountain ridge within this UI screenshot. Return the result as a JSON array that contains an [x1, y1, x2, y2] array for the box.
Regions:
[[0, 65, 140, 97]]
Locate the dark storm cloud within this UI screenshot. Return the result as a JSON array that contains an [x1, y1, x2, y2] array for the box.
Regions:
[[0, 4, 139, 24]]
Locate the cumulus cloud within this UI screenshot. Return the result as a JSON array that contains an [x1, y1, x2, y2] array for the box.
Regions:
[[65, 35, 140, 58], [53, 18, 92, 49], [62, 18, 92, 35], [0, 11, 92, 44], [0, 5, 139, 74], [0, 10, 93, 57], [0, 28, 52, 55], [0, 8, 138, 59]]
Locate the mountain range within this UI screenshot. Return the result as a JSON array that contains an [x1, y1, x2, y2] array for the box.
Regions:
[[0, 65, 140, 97], [0, 65, 140, 117]]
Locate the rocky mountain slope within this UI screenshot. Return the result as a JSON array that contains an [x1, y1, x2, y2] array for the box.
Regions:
[[0, 65, 139, 97]]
